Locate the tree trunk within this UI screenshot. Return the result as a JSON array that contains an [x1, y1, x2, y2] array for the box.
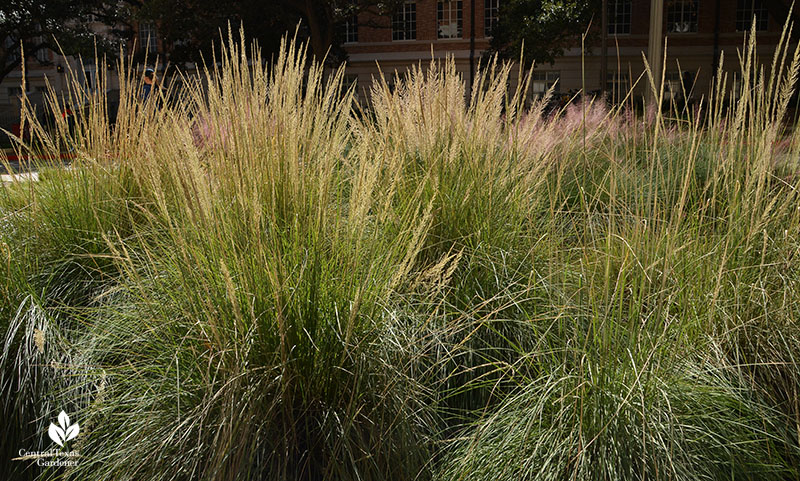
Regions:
[[301, 0, 334, 62]]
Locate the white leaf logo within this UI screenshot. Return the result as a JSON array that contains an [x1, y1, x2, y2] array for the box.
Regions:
[[48, 411, 79, 447]]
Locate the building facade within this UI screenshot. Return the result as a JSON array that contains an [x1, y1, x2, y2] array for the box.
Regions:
[[342, 0, 491, 99], [343, 0, 789, 102], [0, 0, 792, 130]]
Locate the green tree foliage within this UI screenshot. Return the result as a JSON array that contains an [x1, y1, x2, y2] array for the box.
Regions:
[[489, 0, 599, 65], [0, 1, 130, 84]]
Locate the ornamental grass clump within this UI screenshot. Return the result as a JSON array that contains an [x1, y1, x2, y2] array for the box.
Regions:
[[3, 31, 436, 481], [2, 21, 800, 481]]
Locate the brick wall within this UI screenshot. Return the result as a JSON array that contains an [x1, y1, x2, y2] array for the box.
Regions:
[[350, 1, 490, 49]]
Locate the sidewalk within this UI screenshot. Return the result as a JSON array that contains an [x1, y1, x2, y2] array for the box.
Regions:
[[2, 147, 74, 176], [1, 171, 39, 183], [1, 147, 70, 183]]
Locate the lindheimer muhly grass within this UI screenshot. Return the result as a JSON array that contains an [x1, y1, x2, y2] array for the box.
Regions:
[[3, 21, 800, 481]]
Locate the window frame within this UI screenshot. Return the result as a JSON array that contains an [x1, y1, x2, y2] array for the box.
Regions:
[[438, 1, 463, 39], [531, 70, 560, 96], [666, 0, 699, 34], [736, 0, 768, 31], [608, 0, 632, 35], [138, 22, 158, 54], [392, 1, 417, 41], [343, 14, 359, 43], [485, 0, 499, 37], [35, 43, 50, 64]]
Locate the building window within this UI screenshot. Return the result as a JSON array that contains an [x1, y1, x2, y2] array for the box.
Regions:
[[665, 71, 682, 98], [35, 46, 50, 64], [392, 1, 417, 41], [608, 0, 632, 34], [437, 1, 462, 39], [736, 0, 768, 31], [531, 71, 560, 95], [485, 0, 500, 36], [31, 28, 50, 64], [139, 22, 158, 53], [664, 71, 696, 98], [666, 0, 699, 33], [342, 14, 358, 43]]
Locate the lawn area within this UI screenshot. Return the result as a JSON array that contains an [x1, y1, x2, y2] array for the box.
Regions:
[[2, 33, 800, 480]]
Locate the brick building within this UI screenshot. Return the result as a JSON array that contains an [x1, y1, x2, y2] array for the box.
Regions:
[[0, 0, 792, 127], [343, 0, 791, 101], [342, 0, 491, 96]]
